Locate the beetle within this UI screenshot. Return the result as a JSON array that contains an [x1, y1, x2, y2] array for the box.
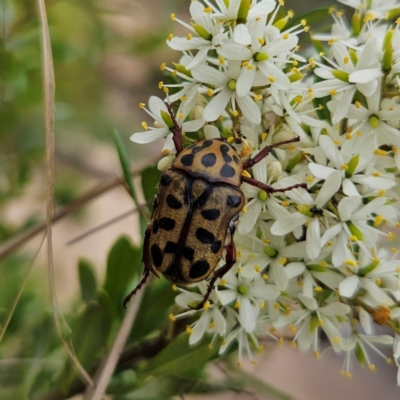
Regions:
[[124, 105, 305, 309]]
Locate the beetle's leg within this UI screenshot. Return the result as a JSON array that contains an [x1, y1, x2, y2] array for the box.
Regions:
[[166, 103, 183, 154], [123, 225, 159, 308], [241, 175, 307, 194], [193, 240, 237, 310], [242, 137, 300, 170]]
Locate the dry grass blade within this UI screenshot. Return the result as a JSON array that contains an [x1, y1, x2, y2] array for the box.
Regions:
[[37, 0, 94, 389], [0, 234, 46, 343], [84, 289, 144, 400]]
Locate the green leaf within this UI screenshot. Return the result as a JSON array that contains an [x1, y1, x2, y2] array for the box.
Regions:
[[113, 129, 137, 204], [103, 236, 142, 315], [59, 290, 113, 390], [78, 258, 97, 303], [122, 376, 177, 399], [287, 7, 330, 29], [130, 280, 176, 342], [141, 165, 162, 205], [142, 333, 220, 376]]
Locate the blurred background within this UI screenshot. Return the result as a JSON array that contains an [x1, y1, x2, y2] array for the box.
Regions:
[[2, 0, 399, 399]]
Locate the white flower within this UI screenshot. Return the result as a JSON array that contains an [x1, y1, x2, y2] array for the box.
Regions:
[[191, 61, 262, 123], [130, 96, 205, 152]]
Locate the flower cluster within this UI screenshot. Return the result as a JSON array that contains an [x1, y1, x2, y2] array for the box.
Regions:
[[131, 0, 400, 383]]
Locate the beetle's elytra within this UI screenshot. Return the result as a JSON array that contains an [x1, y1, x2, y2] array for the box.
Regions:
[[124, 105, 305, 309]]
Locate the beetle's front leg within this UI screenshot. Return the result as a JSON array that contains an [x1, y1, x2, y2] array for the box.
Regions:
[[123, 225, 159, 308], [241, 175, 307, 194], [193, 240, 237, 310], [242, 137, 300, 170]]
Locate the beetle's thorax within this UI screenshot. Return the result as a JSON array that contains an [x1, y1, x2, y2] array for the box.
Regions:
[[172, 138, 243, 187]]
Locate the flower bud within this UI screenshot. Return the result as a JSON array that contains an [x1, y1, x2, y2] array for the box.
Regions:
[[271, 130, 297, 148], [237, 0, 250, 22], [191, 23, 211, 40], [267, 161, 282, 182], [158, 154, 175, 172], [160, 110, 174, 129], [351, 11, 361, 36]]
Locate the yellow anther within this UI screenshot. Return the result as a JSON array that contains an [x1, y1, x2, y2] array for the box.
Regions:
[[328, 39, 335, 46], [258, 345, 264, 353], [374, 215, 384, 226], [263, 274, 268, 280], [247, 64, 255, 70], [345, 133, 353, 140], [163, 87, 169, 93], [180, 95, 187, 102], [388, 232, 394, 241], [344, 259, 357, 267], [318, 318, 324, 327], [315, 286, 323, 292], [290, 341, 297, 348], [139, 102, 145, 108], [372, 171, 381, 177], [301, 19, 306, 26], [219, 279, 226, 286], [254, 265, 261, 272], [168, 33, 173, 41], [209, 321, 215, 328], [333, 140, 340, 145], [219, 55, 225, 64], [281, 200, 290, 207], [355, 101, 361, 108], [304, 26, 309, 32], [369, 364, 376, 372], [187, 33, 193, 40], [141, 121, 148, 130], [349, 235, 358, 242], [241, 206, 248, 213], [268, 76, 276, 83], [203, 301, 211, 310], [332, 336, 340, 344], [236, 250, 241, 258], [377, 189, 386, 197], [234, 301, 241, 308], [289, 324, 296, 332], [341, 164, 348, 170], [375, 278, 382, 286], [207, 88, 214, 97], [172, 284, 178, 291], [170, 13, 175, 20], [231, 109, 239, 117], [254, 94, 262, 101], [279, 337, 284, 346], [186, 326, 194, 334], [204, 7, 212, 13], [374, 149, 388, 156], [307, 175, 314, 183], [279, 257, 287, 265], [172, 70, 177, 76], [177, 113, 184, 120], [260, 301, 265, 309], [344, 56, 349, 64], [329, 89, 337, 96], [258, 37, 265, 45], [261, 132, 268, 141], [161, 149, 170, 156], [308, 57, 315, 67], [313, 351, 321, 359], [283, 33, 289, 40], [237, 267, 242, 274], [169, 313, 175, 321], [263, 238, 270, 244], [320, 260, 327, 267], [208, 343, 213, 349]]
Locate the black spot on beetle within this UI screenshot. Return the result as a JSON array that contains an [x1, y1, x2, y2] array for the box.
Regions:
[[164, 241, 178, 253], [152, 219, 160, 234], [160, 173, 172, 186], [183, 247, 194, 261], [159, 217, 175, 231], [211, 240, 222, 254], [201, 153, 217, 167], [192, 146, 203, 154], [196, 227, 215, 244], [151, 244, 163, 267], [190, 259, 210, 279], [227, 195, 242, 208], [181, 154, 195, 166], [201, 208, 220, 220], [195, 188, 212, 207], [202, 140, 213, 148], [220, 144, 230, 154], [220, 144, 233, 163], [220, 164, 236, 178], [166, 194, 182, 209]]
